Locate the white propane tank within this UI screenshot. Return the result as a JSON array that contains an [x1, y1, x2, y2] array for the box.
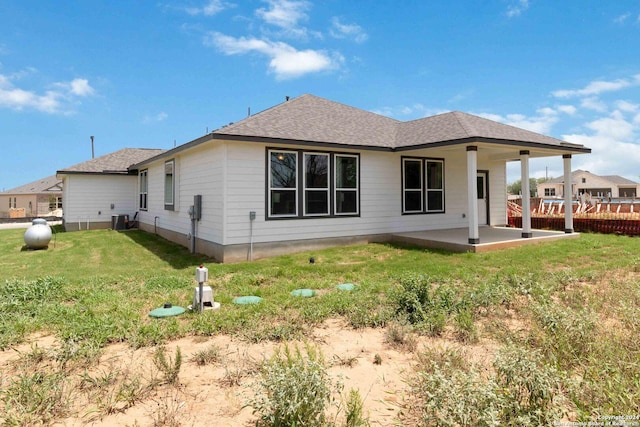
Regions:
[[24, 218, 52, 249]]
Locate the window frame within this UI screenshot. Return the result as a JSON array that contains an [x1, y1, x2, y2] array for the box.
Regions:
[[268, 149, 299, 218], [266, 148, 360, 220], [139, 169, 148, 211], [401, 156, 445, 215], [334, 154, 360, 216], [164, 160, 175, 211], [303, 152, 330, 217], [544, 188, 556, 197]]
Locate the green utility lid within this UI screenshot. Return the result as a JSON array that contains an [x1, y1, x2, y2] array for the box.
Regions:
[[290, 288, 316, 297], [149, 303, 186, 318], [233, 295, 263, 305], [336, 283, 356, 291]]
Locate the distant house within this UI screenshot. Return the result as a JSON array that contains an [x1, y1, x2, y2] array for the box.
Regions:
[[0, 175, 63, 219], [537, 170, 639, 199], [56, 148, 165, 230], [57, 94, 591, 261]]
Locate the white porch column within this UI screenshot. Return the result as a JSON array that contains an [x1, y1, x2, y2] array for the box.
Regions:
[[563, 154, 574, 233], [520, 150, 532, 238], [467, 146, 479, 244]]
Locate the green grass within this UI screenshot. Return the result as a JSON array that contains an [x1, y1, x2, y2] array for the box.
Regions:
[[1, 227, 640, 422]]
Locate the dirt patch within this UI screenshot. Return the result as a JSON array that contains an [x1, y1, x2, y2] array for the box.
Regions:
[[0, 319, 501, 426]]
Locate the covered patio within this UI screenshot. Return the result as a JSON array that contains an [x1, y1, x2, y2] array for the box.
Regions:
[[392, 226, 579, 253]]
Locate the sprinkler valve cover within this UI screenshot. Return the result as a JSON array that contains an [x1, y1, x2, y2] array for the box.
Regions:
[[196, 265, 208, 283]]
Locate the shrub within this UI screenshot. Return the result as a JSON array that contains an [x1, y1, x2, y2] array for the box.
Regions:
[[153, 346, 182, 386], [250, 343, 340, 427]]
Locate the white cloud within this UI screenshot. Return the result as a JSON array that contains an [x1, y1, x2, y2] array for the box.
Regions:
[[143, 112, 168, 124], [204, 32, 341, 79], [615, 100, 639, 113], [256, 0, 309, 29], [614, 12, 631, 24], [477, 108, 558, 134], [580, 97, 607, 112], [556, 104, 577, 115], [552, 74, 640, 98], [506, 0, 530, 18], [185, 0, 232, 16], [0, 72, 94, 113], [329, 17, 368, 43]]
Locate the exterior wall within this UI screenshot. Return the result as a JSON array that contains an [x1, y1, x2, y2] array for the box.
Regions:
[[137, 140, 510, 262], [61, 174, 137, 231]]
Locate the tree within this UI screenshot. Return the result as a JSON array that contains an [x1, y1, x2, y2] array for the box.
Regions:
[[507, 177, 551, 197]]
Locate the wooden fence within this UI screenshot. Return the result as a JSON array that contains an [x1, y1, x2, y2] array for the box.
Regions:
[[507, 216, 640, 236]]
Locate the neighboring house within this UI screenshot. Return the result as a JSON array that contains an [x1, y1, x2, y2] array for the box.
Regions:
[[537, 170, 639, 199], [56, 148, 165, 230], [0, 175, 63, 219]]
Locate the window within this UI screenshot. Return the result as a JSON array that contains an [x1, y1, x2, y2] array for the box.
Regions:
[[581, 177, 586, 183], [267, 149, 360, 218], [304, 153, 329, 216], [402, 157, 444, 214], [544, 188, 556, 197], [269, 150, 298, 217], [335, 155, 359, 215], [139, 169, 148, 210], [164, 160, 175, 210]]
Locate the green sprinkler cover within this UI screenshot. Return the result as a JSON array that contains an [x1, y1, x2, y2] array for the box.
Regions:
[[290, 288, 316, 297], [233, 295, 263, 305], [149, 303, 186, 318], [336, 283, 356, 291]]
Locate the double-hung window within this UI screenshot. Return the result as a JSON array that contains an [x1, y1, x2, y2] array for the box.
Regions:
[[402, 157, 445, 214], [269, 150, 298, 217], [335, 155, 359, 215], [164, 160, 175, 210], [304, 152, 330, 216], [139, 169, 148, 210], [267, 149, 360, 219]]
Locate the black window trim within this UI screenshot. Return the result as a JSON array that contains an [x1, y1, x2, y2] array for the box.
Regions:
[[266, 147, 360, 220], [401, 156, 446, 215]]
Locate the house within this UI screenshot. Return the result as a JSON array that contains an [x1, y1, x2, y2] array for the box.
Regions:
[[0, 175, 63, 219], [537, 170, 639, 199], [57, 94, 591, 262], [56, 148, 165, 230]]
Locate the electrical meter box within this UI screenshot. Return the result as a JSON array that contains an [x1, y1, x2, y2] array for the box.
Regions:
[[196, 265, 208, 283], [193, 195, 202, 220]]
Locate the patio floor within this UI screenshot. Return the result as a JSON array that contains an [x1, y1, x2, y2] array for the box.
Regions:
[[391, 226, 579, 253]]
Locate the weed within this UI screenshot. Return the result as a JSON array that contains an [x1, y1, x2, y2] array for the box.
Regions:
[[249, 343, 341, 427], [153, 346, 182, 386], [344, 388, 369, 427], [191, 343, 223, 366], [384, 321, 418, 352], [150, 388, 188, 427], [373, 354, 382, 365], [331, 354, 359, 368], [454, 309, 478, 344]]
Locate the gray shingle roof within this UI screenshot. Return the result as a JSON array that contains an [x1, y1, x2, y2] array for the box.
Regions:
[[1, 175, 62, 195], [57, 148, 166, 175], [545, 170, 638, 185], [213, 94, 588, 151]]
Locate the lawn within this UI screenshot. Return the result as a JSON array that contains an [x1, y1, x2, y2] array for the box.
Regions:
[[1, 227, 639, 425]]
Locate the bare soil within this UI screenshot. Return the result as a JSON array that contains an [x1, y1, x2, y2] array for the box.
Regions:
[[0, 319, 500, 426]]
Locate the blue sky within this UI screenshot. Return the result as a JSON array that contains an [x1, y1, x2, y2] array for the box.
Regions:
[[1, 0, 639, 191]]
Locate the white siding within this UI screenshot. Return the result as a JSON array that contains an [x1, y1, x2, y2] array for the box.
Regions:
[[138, 140, 513, 247], [62, 174, 137, 228]]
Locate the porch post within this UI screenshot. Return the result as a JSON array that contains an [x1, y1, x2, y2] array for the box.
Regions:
[[563, 154, 573, 233], [520, 150, 532, 238], [467, 146, 479, 244]]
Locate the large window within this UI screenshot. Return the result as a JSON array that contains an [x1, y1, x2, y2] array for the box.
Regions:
[[544, 188, 555, 197], [267, 149, 359, 219], [402, 157, 444, 214], [139, 169, 148, 210], [164, 160, 175, 210]]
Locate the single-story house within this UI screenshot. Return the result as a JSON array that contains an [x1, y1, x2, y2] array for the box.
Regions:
[[57, 148, 166, 230], [57, 94, 590, 262], [0, 175, 63, 219], [537, 170, 639, 199]]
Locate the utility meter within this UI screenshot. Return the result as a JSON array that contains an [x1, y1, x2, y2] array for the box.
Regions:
[[196, 265, 208, 283]]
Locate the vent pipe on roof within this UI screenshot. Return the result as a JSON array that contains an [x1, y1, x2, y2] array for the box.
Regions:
[[90, 136, 94, 159], [286, 96, 290, 101]]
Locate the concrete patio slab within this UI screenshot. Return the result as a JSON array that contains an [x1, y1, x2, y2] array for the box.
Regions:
[[392, 226, 579, 253]]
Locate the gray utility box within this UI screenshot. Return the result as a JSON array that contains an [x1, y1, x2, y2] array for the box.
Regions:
[[111, 214, 129, 230]]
